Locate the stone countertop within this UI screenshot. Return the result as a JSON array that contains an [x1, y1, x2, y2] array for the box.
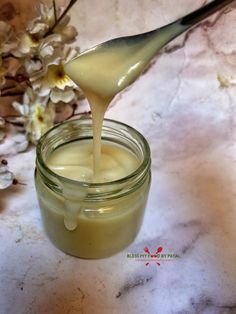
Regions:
[[1, 1, 236, 313]]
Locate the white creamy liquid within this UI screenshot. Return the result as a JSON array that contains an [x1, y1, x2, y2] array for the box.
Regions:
[[42, 22, 176, 234], [64, 22, 185, 180], [47, 140, 140, 183]]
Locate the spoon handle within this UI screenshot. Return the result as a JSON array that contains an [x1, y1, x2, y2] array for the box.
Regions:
[[148, 0, 235, 51], [180, 0, 234, 27]]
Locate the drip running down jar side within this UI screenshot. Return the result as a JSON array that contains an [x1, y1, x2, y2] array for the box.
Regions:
[[35, 118, 151, 258]]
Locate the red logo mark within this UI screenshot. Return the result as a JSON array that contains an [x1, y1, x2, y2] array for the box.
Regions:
[[144, 246, 163, 266]]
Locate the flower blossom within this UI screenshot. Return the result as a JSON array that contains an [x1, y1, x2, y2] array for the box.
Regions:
[[217, 73, 236, 89], [30, 47, 81, 103], [0, 162, 13, 190], [0, 1, 82, 149], [12, 88, 55, 144], [13, 3, 78, 58]]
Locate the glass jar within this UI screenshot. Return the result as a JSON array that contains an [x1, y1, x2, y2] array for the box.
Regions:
[[35, 118, 151, 259]]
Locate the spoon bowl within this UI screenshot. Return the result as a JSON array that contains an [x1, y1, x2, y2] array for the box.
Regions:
[[65, 0, 235, 100]]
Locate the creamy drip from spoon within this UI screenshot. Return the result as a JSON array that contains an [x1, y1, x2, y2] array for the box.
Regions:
[[65, 23, 185, 99], [64, 0, 233, 180], [64, 23, 186, 180]]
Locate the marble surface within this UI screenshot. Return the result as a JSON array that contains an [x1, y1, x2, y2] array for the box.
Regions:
[[1, 0, 236, 313]]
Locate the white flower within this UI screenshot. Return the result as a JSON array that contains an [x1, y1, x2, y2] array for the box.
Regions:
[[31, 47, 80, 103], [26, 101, 55, 144], [15, 32, 62, 59], [12, 88, 55, 144], [217, 73, 236, 89], [13, 3, 77, 58], [0, 126, 28, 155], [14, 33, 40, 57], [0, 2, 81, 147], [0, 163, 13, 189], [38, 34, 62, 58], [24, 59, 42, 76], [33, 62, 75, 92], [58, 25, 78, 44], [29, 3, 59, 32], [35, 3, 78, 43], [50, 86, 75, 103]]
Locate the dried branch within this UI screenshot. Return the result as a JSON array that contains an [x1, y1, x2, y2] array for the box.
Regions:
[[65, 107, 91, 120], [53, 0, 57, 23], [2, 54, 19, 60], [0, 81, 25, 96], [4, 75, 32, 88], [4, 76, 16, 82], [13, 179, 27, 186], [5, 119, 24, 127], [0, 91, 24, 97], [44, 0, 78, 37], [1, 84, 17, 92], [5, 74, 29, 84]]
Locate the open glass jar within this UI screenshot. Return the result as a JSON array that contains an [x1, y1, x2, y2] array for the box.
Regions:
[[35, 118, 151, 259]]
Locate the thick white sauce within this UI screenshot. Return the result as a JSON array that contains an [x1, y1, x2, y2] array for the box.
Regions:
[[64, 22, 184, 180], [47, 140, 139, 183]]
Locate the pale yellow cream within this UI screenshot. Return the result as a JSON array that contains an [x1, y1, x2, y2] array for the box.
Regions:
[[64, 22, 184, 179], [39, 23, 175, 254], [36, 132, 150, 258], [46, 140, 140, 183], [64, 23, 184, 99]]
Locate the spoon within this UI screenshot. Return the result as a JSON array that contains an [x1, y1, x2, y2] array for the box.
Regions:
[[65, 0, 235, 99]]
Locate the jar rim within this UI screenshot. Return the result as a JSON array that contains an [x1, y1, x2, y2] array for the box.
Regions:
[[36, 117, 151, 188]]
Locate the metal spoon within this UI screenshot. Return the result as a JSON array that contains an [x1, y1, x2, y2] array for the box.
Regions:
[[65, 0, 235, 97], [93, 0, 234, 51]]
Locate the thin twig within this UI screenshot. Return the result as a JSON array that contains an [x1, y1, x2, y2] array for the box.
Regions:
[[65, 103, 77, 119], [65, 108, 91, 121], [1, 114, 19, 119], [2, 54, 19, 60], [4, 75, 31, 88], [1, 84, 17, 92], [5, 119, 24, 127], [5, 74, 29, 83], [13, 179, 27, 186], [53, 0, 57, 23], [0, 92, 24, 97], [0, 84, 28, 97], [44, 0, 78, 37], [4, 76, 17, 82]]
